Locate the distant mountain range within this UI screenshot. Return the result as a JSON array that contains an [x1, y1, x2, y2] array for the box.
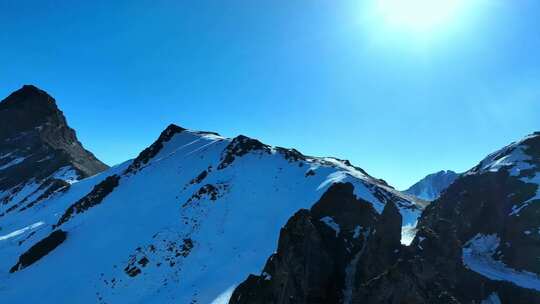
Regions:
[[1, 86, 539, 303], [405, 170, 459, 201]]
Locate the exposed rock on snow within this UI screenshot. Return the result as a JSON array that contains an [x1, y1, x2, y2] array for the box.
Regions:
[[9, 229, 67, 273], [0, 117, 421, 304], [463, 234, 540, 291], [230, 133, 540, 304]]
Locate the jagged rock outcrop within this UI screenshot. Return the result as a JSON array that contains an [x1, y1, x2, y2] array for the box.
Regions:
[[0, 85, 107, 185], [124, 124, 186, 174], [353, 133, 540, 303], [231, 133, 540, 304], [9, 230, 67, 273], [229, 183, 403, 304], [230, 209, 340, 304]]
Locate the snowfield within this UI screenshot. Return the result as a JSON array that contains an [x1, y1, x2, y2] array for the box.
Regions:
[[462, 234, 540, 292], [0, 127, 421, 304]]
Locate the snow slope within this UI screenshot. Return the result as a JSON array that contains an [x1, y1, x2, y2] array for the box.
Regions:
[[404, 170, 459, 201], [0, 125, 421, 304], [468, 132, 540, 217], [462, 234, 540, 291]]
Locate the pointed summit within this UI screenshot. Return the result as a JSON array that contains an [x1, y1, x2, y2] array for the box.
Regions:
[[0, 85, 65, 140], [404, 170, 459, 201], [0, 85, 107, 193], [0, 84, 58, 114]]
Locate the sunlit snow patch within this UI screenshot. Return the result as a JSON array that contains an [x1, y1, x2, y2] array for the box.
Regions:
[[210, 285, 236, 304], [400, 221, 418, 246], [510, 173, 540, 216], [320, 216, 341, 237], [0, 156, 26, 170], [0, 221, 45, 241], [52, 166, 80, 184], [481, 292, 501, 304], [400, 206, 421, 245], [462, 234, 540, 291], [473, 144, 534, 177]]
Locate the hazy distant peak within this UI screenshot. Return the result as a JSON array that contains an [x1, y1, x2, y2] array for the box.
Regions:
[[404, 170, 459, 201]]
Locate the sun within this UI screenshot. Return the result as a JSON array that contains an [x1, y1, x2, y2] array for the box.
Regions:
[[374, 0, 468, 35]]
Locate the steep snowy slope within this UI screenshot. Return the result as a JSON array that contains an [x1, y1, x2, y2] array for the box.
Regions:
[[0, 124, 421, 304], [404, 170, 459, 201], [230, 132, 540, 304], [0, 85, 108, 218]]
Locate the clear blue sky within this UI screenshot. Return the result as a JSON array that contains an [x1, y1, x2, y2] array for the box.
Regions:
[[1, 1, 539, 189]]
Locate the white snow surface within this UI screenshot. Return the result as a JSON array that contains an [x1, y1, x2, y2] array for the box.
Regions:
[[467, 134, 538, 189], [0, 165, 86, 217], [52, 166, 80, 184], [0, 129, 420, 304], [468, 133, 540, 217], [470, 139, 534, 177], [404, 170, 458, 201], [0, 156, 26, 170], [400, 221, 418, 246], [0, 221, 44, 241], [462, 234, 540, 292], [481, 292, 501, 304], [510, 172, 540, 216], [353, 226, 362, 239], [320, 216, 341, 237]]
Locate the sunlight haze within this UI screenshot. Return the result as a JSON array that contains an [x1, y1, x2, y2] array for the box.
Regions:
[[1, 0, 538, 189]]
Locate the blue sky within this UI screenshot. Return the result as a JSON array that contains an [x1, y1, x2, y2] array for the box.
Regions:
[[1, 0, 539, 189]]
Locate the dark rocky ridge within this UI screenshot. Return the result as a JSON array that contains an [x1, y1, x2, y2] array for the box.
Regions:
[[0, 85, 108, 191], [125, 124, 186, 174], [230, 134, 540, 303], [218, 135, 271, 169], [55, 174, 121, 227], [229, 183, 402, 304], [9, 230, 67, 273]]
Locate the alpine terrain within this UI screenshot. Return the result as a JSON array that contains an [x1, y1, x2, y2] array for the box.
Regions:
[[230, 133, 540, 303], [405, 170, 459, 201], [0, 85, 108, 218], [1, 86, 539, 304], [0, 86, 423, 303]]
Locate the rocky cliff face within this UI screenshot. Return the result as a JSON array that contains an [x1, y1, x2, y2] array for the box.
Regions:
[[230, 133, 540, 304], [0, 85, 108, 216], [229, 183, 382, 304], [229, 182, 403, 304]]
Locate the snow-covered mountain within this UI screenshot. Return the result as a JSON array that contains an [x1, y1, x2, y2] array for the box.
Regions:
[[0, 87, 422, 303], [0, 85, 108, 217], [230, 132, 540, 303], [3, 85, 539, 304], [404, 170, 459, 201]]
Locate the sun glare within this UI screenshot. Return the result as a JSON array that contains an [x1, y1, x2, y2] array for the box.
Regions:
[[374, 0, 468, 35]]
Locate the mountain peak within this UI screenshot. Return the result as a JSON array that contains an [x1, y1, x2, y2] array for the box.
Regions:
[[0, 85, 63, 140], [435, 169, 457, 176], [405, 170, 459, 201], [0, 85, 58, 112], [161, 124, 186, 138], [20, 84, 46, 93], [0, 86, 107, 192], [469, 131, 540, 177]]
